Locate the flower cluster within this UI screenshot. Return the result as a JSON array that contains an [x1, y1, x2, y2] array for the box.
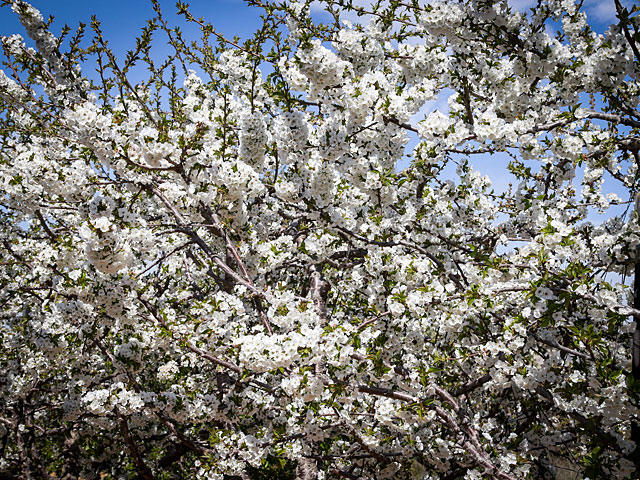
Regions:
[[0, 0, 639, 479], [239, 110, 267, 167]]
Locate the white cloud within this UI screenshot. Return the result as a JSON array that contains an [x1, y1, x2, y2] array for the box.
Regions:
[[584, 0, 618, 24], [582, 0, 637, 28]]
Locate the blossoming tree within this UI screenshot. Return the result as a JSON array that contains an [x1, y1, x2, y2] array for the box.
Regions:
[[1, 0, 640, 478]]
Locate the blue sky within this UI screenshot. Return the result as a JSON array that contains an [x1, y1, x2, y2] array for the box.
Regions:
[[0, 0, 265, 60]]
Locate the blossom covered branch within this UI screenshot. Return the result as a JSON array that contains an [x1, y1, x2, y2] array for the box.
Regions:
[[1, 0, 640, 478]]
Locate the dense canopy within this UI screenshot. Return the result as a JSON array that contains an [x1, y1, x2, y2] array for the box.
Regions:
[[1, 0, 640, 478]]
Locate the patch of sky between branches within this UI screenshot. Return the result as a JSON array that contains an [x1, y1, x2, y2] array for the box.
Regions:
[[1, 0, 266, 109]]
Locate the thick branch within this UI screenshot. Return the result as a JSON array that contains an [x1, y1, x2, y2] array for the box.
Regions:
[[309, 264, 330, 323], [117, 412, 156, 480], [356, 385, 517, 480]]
